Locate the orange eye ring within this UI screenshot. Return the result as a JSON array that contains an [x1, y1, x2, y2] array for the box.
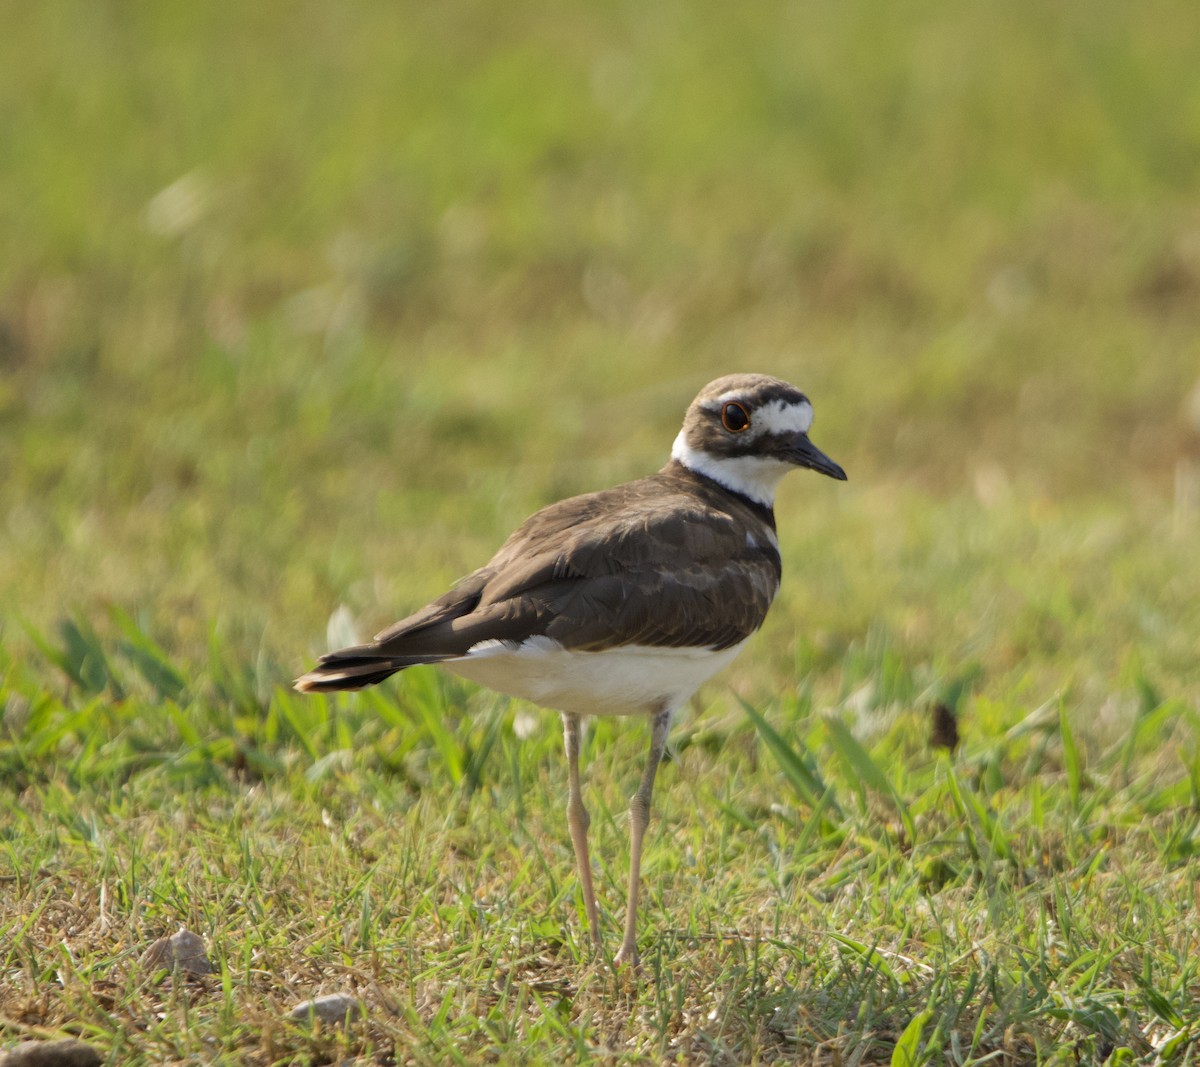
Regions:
[[721, 402, 750, 433]]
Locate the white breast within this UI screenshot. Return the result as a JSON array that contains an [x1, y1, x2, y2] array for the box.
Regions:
[[441, 637, 750, 718]]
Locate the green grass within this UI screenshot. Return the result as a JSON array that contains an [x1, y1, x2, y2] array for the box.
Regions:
[[4, 623, 1200, 1063], [3, 0, 1200, 1063]]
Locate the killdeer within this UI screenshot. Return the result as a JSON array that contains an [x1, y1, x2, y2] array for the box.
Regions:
[[295, 373, 846, 966]]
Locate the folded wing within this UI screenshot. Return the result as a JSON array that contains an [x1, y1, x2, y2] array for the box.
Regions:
[[294, 476, 779, 692]]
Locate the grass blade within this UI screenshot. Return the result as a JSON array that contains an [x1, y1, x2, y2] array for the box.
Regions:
[[944, 764, 1016, 864], [828, 932, 903, 985], [891, 1008, 934, 1066], [111, 607, 187, 702], [824, 715, 915, 840], [740, 697, 842, 819], [1059, 700, 1082, 811]]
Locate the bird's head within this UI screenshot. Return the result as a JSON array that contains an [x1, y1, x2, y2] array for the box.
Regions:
[[671, 373, 847, 507]]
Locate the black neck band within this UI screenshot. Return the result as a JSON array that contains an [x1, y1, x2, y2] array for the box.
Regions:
[[669, 459, 777, 531]]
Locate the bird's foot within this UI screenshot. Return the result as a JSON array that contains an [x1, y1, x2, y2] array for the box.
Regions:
[[612, 942, 641, 971]]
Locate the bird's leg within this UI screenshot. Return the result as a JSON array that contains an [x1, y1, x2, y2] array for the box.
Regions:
[[562, 712, 602, 952], [614, 705, 673, 969]]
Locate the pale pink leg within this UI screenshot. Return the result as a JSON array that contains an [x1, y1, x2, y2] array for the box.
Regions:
[[562, 713, 602, 950], [614, 707, 672, 968]]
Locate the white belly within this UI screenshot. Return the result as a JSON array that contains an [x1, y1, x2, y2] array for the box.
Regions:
[[441, 637, 749, 717]]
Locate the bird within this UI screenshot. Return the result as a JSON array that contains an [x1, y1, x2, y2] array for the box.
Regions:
[[295, 373, 846, 967]]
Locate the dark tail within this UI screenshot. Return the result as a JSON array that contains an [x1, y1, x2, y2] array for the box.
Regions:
[[293, 644, 454, 693]]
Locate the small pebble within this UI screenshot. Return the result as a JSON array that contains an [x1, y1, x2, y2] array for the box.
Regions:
[[140, 928, 214, 976], [288, 992, 364, 1026], [0, 1039, 101, 1067]]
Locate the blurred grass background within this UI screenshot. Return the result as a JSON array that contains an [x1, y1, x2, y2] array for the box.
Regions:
[[2, 0, 1198, 698], [5, 4, 1200, 1062]]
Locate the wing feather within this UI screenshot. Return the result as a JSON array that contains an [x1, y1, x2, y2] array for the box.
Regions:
[[325, 470, 780, 667]]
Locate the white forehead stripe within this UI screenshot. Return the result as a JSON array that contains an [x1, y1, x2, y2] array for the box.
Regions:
[[711, 394, 813, 436], [754, 398, 813, 436]]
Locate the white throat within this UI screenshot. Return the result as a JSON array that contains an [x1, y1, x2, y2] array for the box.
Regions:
[[671, 430, 791, 508]]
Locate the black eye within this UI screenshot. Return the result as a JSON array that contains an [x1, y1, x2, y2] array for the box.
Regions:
[[721, 402, 750, 433]]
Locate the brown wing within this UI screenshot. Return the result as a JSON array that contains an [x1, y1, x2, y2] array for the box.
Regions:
[[295, 469, 780, 692], [371, 476, 779, 658]]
